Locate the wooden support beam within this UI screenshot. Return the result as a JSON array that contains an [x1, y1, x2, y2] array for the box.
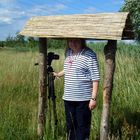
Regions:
[[100, 40, 117, 140], [37, 38, 47, 138]]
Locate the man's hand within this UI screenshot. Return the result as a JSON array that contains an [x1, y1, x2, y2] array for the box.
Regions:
[[53, 72, 60, 79], [53, 72, 58, 77], [53, 70, 64, 79], [89, 100, 96, 110]]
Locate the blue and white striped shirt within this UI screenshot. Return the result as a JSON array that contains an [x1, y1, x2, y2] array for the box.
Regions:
[[63, 47, 100, 101]]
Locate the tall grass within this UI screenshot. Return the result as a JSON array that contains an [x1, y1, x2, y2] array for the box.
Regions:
[[0, 43, 139, 140]]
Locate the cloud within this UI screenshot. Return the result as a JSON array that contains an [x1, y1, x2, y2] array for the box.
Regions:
[[84, 7, 96, 14], [111, 0, 124, 5], [0, 0, 17, 8], [0, 17, 13, 24], [26, 3, 67, 17], [0, 0, 25, 24], [0, 0, 16, 4], [0, 2, 66, 25], [0, 1, 68, 40], [0, 0, 68, 23], [0, 8, 25, 24]]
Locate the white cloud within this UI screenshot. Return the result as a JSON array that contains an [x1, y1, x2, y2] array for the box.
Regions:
[[0, 0, 67, 24], [0, 0, 17, 7], [84, 7, 96, 14], [26, 3, 67, 17], [0, 17, 13, 24], [0, 8, 25, 24], [0, 0, 14, 2], [0, 9, 13, 24], [111, 0, 124, 5], [45, 3, 67, 14], [0, 1, 68, 40], [0, 0, 24, 24]]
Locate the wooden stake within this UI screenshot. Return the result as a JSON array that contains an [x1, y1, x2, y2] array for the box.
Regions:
[[100, 40, 117, 140], [37, 38, 47, 138]]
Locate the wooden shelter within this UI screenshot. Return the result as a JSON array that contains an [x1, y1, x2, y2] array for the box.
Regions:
[[20, 12, 134, 140], [20, 12, 134, 40]]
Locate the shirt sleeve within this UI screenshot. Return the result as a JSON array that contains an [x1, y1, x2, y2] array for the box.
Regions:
[[88, 54, 100, 81]]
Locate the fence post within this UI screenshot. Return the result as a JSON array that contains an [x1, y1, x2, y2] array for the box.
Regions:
[[37, 38, 47, 138], [100, 40, 117, 140]]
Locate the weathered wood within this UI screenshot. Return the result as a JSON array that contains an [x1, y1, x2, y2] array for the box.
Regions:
[[100, 40, 117, 140], [37, 38, 47, 138], [20, 12, 134, 40]]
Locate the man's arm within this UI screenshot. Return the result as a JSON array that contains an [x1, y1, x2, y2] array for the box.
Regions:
[[53, 70, 64, 78], [89, 81, 99, 110]]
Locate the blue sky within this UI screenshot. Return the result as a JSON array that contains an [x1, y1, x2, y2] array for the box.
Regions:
[[0, 0, 124, 40]]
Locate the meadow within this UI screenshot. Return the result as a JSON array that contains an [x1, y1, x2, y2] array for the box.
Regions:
[[0, 42, 140, 140]]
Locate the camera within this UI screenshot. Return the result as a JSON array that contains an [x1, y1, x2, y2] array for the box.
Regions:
[[47, 52, 59, 66], [34, 52, 59, 66]]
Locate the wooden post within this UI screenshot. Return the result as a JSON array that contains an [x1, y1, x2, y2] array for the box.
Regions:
[[37, 38, 47, 138], [100, 40, 117, 140]]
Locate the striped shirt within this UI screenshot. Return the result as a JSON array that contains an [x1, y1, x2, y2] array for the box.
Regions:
[[63, 47, 100, 101]]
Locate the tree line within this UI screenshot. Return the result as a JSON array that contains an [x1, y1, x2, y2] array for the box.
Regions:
[[0, 32, 66, 49], [0, 32, 38, 48]]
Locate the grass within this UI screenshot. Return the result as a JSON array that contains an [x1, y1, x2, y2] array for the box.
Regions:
[[0, 43, 140, 140]]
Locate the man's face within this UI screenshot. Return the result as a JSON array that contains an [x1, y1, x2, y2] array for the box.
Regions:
[[68, 39, 81, 50]]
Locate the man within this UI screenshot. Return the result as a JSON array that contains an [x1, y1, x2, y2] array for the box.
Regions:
[[54, 38, 100, 140]]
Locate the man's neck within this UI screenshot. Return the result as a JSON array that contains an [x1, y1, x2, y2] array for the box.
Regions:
[[72, 46, 83, 55]]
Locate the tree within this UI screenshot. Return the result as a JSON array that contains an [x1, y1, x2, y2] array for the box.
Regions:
[[5, 35, 16, 47], [0, 41, 4, 47], [16, 32, 25, 44], [47, 39, 66, 49], [27, 37, 38, 48], [120, 0, 140, 42]]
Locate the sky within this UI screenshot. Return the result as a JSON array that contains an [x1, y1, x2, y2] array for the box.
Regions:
[[0, 0, 124, 41]]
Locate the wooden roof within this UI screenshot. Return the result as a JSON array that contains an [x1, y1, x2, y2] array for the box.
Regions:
[[20, 12, 134, 40]]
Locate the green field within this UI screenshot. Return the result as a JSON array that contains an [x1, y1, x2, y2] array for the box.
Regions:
[[0, 42, 140, 140]]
